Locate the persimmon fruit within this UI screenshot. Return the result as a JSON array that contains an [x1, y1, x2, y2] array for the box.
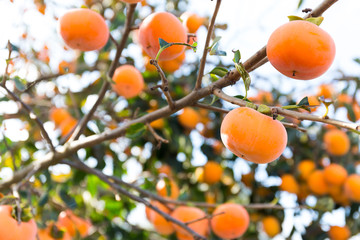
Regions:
[[138, 12, 187, 61], [180, 12, 205, 33], [262, 216, 281, 238], [178, 107, 201, 129], [210, 203, 249, 239], [202, 161, 223, 185], [280, 174, 300, 194], [267, 20, 335, 80], [0, 205, 37, 240], [120, 0, 143, 3], [57, 210, 92, 238], [156, 178, 180, 199], [344, 174, 360, 202], [324, 163, 348, 186], [307, 170, 329, 195], [111, 65, 144, 99], [328, 226, 351, 240], [323, 129, 350, 156], [297, 160, 316, 180], [59, 8, 109, 51], [220, 107, 287, 164], [145, 201, 174, 235], [170, 206, 209, 240]]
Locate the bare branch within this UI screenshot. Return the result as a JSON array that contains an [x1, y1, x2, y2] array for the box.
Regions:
[[213, 88, 359, 132], [150, 59, 176, 109], [24, 73, 62, 92], [194, 0, 222, 90], [2, 86, 55, 152], [146, 122, 169, 148]]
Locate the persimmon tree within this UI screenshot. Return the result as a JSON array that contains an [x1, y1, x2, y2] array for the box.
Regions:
[[0, 0, 360, 239]]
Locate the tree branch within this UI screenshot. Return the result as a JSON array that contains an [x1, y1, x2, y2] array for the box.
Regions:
[[213, 88, 359, 132], [194, 0, 222, 90]]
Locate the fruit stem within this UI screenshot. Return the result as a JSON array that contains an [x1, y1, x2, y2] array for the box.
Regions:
[[155, 42, 195, 61]]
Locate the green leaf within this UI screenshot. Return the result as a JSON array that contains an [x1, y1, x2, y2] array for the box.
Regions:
[[235, 63, 251, 91], [13, 76, 26, 91], [297, 96, 310, 107], [234, 95, 251, 102], [210, 74, 219, 82], [257, 104, 271, 115], [159, 38, 169, 48], [209, 95, 219, 106], [246, 102, 257, 110], [38, 193, 49, 207], [306, 16, 324, 26], [354, 58, 360, 65], [126, 123, 146, 139], [59, 188, 77, 209], [288, 15, 304, 21], [209, 67, 228, 77], [277, 115, 285, 121], [9, 43, 19, 52], [232, 49, 241, 63], [209, 36, 222, 49]]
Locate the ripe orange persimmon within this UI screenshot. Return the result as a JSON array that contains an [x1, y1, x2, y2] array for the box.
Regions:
[[323, 129, 350, 156], [328, 185, 350, 206], [202, 161, 223, 185], [50, 108, 72, 126], [211, 203, 249, 239], [156, 178, 180, 199], [297, 160, 316, 180], [280, 174, 300, 194], [0, 205, 37, 240], [328, 226, 351, 240], [262, 216, 281, 238], [267, 20, 335, 80], [337, 93, 352, 107], [344, 174, 360, 202], [111, 65, 144, 99], [324, 163, 348, 186], [58, 60, 76, 74], [138, 12, 187, 61], [145, 201, 174, 235], [170, 206, 209, 239], [59, 8, 109, 51], [178, 107, 201, 129], [59, 117, 77, 137], [307, 170, 329, 195], [220, 107, 287, 164], [317, 84, 334, 99], [57, 210, 92, 238], [157, 164, 172, 176], [180, 12, 205, 33]]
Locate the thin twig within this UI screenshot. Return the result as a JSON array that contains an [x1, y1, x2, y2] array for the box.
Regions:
[[194, 0, 222, 90], [24, 73, 62, 92], [1, 41, 13, 87], [150, 59, 175, 109], [12, 185, 22, 225], [213, 88, 359, 132], [146, 122, 169, 148], [193, 102, 229, 114], [2, 86, 56, 152]]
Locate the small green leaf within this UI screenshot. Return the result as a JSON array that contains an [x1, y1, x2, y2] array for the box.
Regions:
[[257, 104, 271, 115], [246, 102, 257, 110], [9, 43, 19, 52], [234, 95, 251, 102], [354, 58, 360, 65], [232, 49, 241, 63], [38, 193, 49, 207], [209, 67, 228, 77], [210, 74, 219, 82], [159, 38, 169, 48], [235, 63, 251, 91], [126, 123, 146, 139], [59, 188, 77, 209], [210, 50, 226, 56], [277, 115, 285, 121], [209, 95, 219, 106], [306, 16, 324, 26], [288, 15, 304, 21], [13, 76, 26, 91], [209, 36, 222, 49], [297, 96, 310, 107]]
